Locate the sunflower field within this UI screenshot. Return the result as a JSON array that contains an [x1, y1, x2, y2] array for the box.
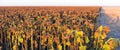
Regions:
[[0, 7, 119, 50]]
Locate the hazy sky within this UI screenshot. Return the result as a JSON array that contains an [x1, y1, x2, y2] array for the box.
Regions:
[[0, 0, 120, 6]]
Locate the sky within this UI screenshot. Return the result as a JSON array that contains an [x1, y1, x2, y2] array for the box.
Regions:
[[0, 0, 120, 6]]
